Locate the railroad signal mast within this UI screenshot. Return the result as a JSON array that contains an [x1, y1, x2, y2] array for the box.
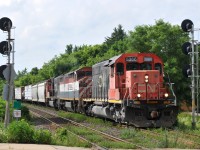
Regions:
[[181, 19, 199, 128], [0, 17, 16, 128]]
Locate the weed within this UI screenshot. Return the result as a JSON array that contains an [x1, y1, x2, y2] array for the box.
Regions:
[[21, 105, 31, 121], [53, 127, 91, 147], [34, 129, 52, 144], [120, 128, 137, 139]]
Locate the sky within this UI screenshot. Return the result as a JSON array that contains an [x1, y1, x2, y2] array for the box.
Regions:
[[0, 0, 200, 73]]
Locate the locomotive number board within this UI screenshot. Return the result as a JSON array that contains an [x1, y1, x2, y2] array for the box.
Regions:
[[144, 57, 153, 62], [125, 57, 137, 62]]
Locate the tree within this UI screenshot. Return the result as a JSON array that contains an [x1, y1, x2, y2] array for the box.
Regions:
[[65, 44, 73, 54], [16, 68, 28, 80], [105, 24, 127, 48], [30, 67, 39, 75]]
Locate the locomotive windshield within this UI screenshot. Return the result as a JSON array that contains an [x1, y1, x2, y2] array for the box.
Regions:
[[126, 63, 138, 70], [85, 71, 92, 76], [140, 63, 152, 70], [77, 71, 92, 79]]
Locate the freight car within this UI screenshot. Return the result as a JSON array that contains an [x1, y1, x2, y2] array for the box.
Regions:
[[15, 87, 24, 100], [15, 53, 178, 128]]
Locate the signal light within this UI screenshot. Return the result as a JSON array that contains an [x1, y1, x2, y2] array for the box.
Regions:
[[182, 65, 191, 78], [182, 42, 192, 55], [0, 41, 12, 55], [181, 19, 193, 32], [0, 17, 12, 31]]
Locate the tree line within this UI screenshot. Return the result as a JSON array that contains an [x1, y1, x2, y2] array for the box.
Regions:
[[12, 19, 195, 104]]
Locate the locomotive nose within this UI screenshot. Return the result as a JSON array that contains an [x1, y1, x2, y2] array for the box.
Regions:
[[150, 111, 159, 119]]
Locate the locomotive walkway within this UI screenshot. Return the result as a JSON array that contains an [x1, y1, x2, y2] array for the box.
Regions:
[[0, 144, 90, 150]]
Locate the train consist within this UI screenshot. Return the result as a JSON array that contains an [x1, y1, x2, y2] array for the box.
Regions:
[[15, 53, 178, 127]]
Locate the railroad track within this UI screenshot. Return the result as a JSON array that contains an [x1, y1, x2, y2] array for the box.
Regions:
[[28, 105, 146, 150], [30, 108, 107, 150]]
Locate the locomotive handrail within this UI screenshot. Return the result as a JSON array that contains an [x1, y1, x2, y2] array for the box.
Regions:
[[155, 83, 161, 99], [125, 82, 165, 100], [123, 82, 138, 102]]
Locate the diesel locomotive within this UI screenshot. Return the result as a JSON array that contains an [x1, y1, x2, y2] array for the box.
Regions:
[[15, 53, 178, 127]]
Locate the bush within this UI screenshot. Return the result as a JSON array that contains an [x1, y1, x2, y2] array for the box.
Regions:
[[21, 105, 31, 121], [34, 129, 52, 144], [0, 123, 7, 142], [7, 119, 34, 143], [0, 100, 6, 121], [7, 119, 52, 144]]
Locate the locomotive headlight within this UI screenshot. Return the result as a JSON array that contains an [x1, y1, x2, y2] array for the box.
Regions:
[[164, 93, 169, 98], [137, 93, 141, 98], [144, 75, 149, 83]]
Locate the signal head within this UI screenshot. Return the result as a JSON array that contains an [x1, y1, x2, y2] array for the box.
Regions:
[[0, 41, 12, 55], [0, 65, 7, 80], [182, 65, 191, 78], [182, 42, 192, 55], [181, 19, 193, 32], [0, 17, 12, 31]]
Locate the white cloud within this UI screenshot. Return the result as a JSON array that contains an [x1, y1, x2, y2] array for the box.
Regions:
[[0, 0, 12, 6]]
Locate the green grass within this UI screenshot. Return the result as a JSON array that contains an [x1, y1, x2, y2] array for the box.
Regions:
[[58, 110, 113, 127], [52, 128, 91, 147], [120, 128, 137, 139], [177, 112, 200, 129], [58, 111, 87, 122]]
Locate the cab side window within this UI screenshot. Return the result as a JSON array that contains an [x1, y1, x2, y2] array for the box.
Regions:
[[155, 63, 162, 74], [111, 65, 114, 77], [116, 63, 124, 75]]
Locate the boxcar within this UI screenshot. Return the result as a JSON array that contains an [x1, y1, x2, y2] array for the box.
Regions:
[[24, 85, 32, 101], [32, 84, 38, 102], [37, 81, 46, 103], [14, 87, 24, 100]]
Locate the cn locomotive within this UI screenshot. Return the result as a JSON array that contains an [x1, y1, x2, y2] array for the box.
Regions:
[[15, 53, 178, 128]]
